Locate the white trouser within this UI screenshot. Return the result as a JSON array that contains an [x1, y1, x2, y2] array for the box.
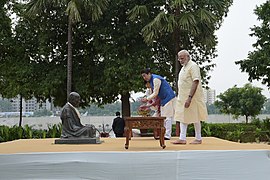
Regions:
[[161, 98, 175, 139], [164, 117, 172, 139], [180, 122, 202, 140]]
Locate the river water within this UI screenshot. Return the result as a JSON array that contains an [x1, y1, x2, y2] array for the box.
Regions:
[[1, 114, 270, 130]]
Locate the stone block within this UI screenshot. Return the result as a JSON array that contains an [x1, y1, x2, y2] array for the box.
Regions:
[[55, 137, 102, 144]]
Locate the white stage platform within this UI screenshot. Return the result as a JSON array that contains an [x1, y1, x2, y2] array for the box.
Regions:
[[0, 138, 269, 179]]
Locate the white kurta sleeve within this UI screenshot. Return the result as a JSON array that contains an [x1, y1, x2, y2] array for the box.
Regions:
[[146, 88, 152, 97], [147, 78, 161, 100], [190, 64, 200, 81]]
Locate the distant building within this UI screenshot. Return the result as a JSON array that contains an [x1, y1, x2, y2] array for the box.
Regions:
[[10, 96, 53, 112], [203, 89, 216, 104]]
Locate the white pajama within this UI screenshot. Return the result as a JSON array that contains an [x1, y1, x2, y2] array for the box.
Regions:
[[161, 98, 175, 139], [180, 122, 202, 141]]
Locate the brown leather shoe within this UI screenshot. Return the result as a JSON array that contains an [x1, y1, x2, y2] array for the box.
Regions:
[[189, 139, 202, 144], [171, 139, 187, 145]]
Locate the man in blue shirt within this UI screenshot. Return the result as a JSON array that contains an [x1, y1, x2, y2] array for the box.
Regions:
[[141, 68, 176, 140]]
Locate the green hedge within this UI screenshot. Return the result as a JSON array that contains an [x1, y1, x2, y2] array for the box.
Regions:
[[184, 118, 270, 143], [0, 118, 269, 143], [172, 117, 270, 143], [0, 124, 62, 143]]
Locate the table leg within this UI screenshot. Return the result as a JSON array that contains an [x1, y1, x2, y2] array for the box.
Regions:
[[124, 127, 130, 149], [153, 128, 160, 140], [159, 127, 166, 149]]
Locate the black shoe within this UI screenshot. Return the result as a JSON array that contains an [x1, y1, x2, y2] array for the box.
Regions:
[[164, 137, 170, 140]]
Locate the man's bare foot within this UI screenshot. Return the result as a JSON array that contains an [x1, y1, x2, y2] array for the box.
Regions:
[[189, 139, 202, 144], [171, 139, 187, 145]]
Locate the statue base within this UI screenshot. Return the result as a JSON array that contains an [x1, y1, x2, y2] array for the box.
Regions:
[[55, 137, 102, 144]]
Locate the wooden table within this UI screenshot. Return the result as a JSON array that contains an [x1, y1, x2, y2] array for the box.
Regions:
[[124, 117, 166, 149]]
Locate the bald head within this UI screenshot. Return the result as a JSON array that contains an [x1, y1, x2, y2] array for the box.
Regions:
[[178, 50, 190, 65], [68, 92, 81, 107]]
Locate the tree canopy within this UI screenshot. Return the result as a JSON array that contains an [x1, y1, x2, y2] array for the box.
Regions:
[[236, 1, 270, 88], [90, 0, 175, 116], [0, 0, 234, 117], [129, 0, 233, 89], [215, 84, 267, 123], [26, 0, 109, 99], [0, 0, 15, 98]]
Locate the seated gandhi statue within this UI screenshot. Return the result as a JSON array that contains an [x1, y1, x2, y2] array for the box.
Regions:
[[60, 92, 96, 138]]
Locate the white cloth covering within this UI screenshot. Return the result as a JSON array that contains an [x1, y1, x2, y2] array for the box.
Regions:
[[0, 150, 269, 180]]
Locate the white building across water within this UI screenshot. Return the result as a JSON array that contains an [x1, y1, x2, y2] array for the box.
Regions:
[[203, 89, 216, 104]]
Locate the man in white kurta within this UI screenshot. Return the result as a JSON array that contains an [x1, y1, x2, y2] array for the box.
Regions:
[[173, 50, 208, 144]]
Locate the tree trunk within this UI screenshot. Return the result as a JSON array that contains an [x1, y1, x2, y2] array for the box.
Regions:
[[121, 92, 131, 118], [174, 42, 181, 136], [173, 7, 181, 95], [174, 49, 181, 93], [173, 8, 181, 137], [67, 17, 73, 100], [245, 116, 248, 124], [19, 94, 23, 127]]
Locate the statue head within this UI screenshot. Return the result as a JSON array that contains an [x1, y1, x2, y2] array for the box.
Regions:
[[68, 92, 81, 107]]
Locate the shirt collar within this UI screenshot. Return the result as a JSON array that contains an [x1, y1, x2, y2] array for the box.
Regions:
[[183, 60, 191, 67]]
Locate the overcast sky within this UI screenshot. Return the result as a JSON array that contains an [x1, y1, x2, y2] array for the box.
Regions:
[[208, 0, 270, 98]]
